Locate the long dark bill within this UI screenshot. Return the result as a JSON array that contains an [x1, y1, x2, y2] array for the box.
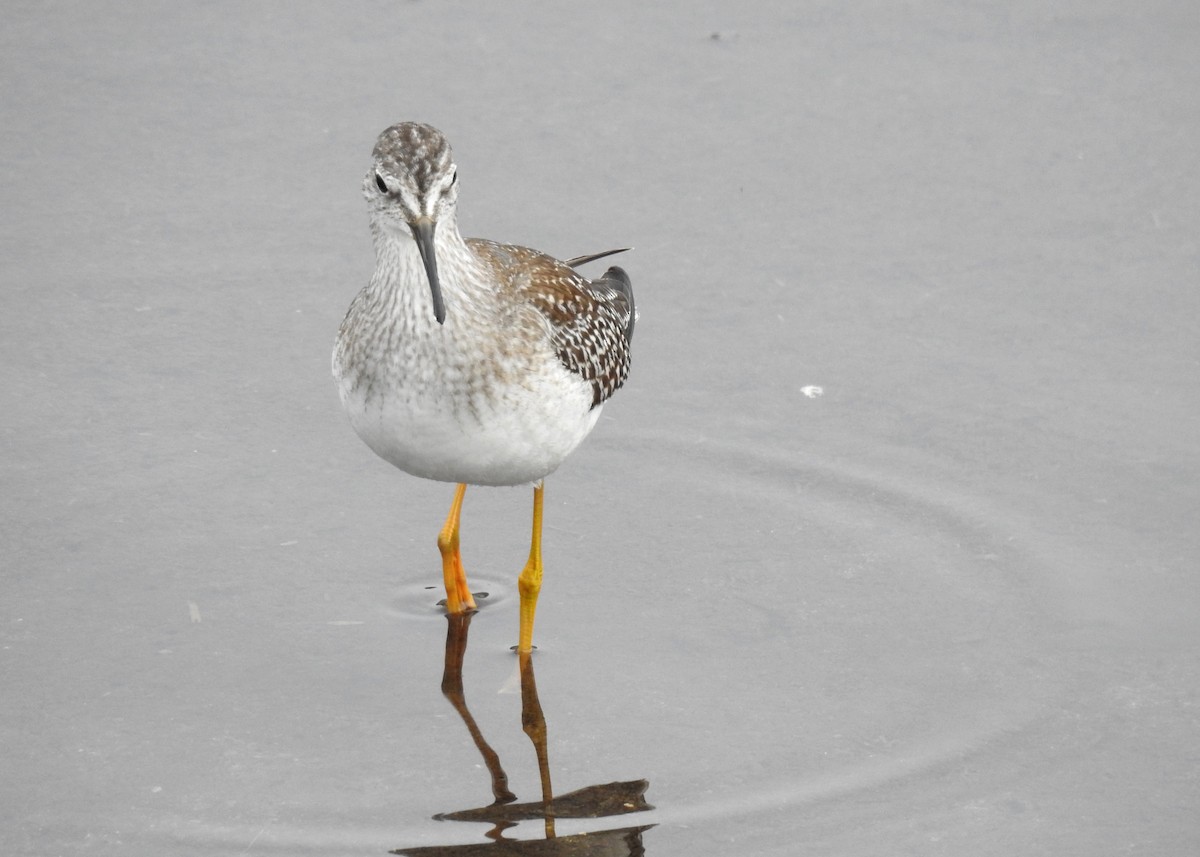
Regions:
[[410, 218, 446, 325]]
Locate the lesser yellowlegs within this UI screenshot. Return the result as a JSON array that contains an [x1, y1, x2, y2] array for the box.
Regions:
[[333, 122, 635, 653]]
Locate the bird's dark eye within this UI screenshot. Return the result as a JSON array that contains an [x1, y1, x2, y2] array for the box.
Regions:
[[374, 172, 388, 193], [449, 169, 458, 187]]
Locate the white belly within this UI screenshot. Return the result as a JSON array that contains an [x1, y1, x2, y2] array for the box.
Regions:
[[336, 345, 601, 487]]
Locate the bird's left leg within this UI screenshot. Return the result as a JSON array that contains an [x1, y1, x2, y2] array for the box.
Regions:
[[516, 480, 545, 653]]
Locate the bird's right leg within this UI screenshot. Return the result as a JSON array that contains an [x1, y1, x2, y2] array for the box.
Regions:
[[437, 483, 477, 613]]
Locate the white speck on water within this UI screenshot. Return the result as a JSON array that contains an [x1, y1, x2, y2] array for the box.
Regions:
[[800, 385, 824, 398]]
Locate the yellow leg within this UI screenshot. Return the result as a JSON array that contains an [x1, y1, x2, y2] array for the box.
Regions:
[[437, 483, 477, 614], [516, 481, 545, 653]]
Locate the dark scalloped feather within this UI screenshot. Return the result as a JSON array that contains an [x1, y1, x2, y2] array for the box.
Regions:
[[469, 240, 634, 409]]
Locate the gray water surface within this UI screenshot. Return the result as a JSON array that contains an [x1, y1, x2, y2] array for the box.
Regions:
[[3, 2, 1198, 855]]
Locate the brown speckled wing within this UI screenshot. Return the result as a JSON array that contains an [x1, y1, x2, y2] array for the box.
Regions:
[[470, 240, 634, 409]]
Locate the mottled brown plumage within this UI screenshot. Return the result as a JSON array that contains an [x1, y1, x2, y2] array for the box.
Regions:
[[469, 239, 633, 408]]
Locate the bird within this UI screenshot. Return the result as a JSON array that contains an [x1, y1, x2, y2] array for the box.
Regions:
[[333, 122, 635, 653]]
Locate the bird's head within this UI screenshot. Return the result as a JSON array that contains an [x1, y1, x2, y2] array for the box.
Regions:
[[364, 122, 459, 325]]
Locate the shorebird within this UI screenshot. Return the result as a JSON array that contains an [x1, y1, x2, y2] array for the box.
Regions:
[[333, 122, 635, 653]]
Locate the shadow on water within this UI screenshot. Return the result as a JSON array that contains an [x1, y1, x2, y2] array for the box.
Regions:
[[392, 612, 654, 856]]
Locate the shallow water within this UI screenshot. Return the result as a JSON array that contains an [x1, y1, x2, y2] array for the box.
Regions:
[[3, 2, 1199, 855]]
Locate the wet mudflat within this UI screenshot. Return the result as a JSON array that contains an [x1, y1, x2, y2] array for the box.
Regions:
[[3, 2, 1198, 855]]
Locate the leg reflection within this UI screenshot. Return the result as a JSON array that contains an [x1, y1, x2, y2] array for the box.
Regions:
[[401, 613, 654, 855], [519, 650, 554, 839], [440, 611, 517, 806]]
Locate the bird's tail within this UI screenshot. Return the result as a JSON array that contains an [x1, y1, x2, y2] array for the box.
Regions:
[[600, 266, 636, 341]]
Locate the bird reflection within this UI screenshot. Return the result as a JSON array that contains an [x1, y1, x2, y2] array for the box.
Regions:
[[391, 612, 653, 856]]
